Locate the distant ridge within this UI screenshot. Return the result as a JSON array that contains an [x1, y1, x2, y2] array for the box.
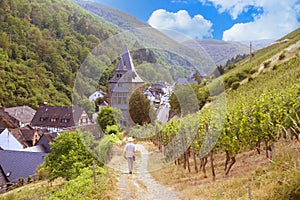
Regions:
[[183, 39, 250, 66]]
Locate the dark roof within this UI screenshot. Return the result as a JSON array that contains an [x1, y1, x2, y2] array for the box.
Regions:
[[4, 106, 36, 124], [0, 165, 9, 183], [0, 108, 19, 129], [36, 132, 58, 153], [31, 105, 85, 128], [0, 150, 47, 182], [8, 126, 36, 148], [109, 45, 144, 84]]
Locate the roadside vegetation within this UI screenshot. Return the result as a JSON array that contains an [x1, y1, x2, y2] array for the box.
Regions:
[[0, 130, 122, 200]]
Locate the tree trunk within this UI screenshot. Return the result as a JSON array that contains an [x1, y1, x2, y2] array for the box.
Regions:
[[225, 156, 236, 176], [187, 150, 191, 173], [256, 140, 261, 154], [265, 141, 269, 158], [189, 130, 198, 173], [192, 145, 198, 173], [224, 150, 230, 172], [200, 157, 208, 178]]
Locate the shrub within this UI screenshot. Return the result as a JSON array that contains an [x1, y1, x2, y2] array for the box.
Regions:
[[105, 125, 119, 135], [263, 60, 271, 68], [225, 76, 239, 88], [248, 77, 254, 82], [236, 72, 248, 80], [249, 69, 257, 74], [272, 65, 278, 70], [279, 53, 286, 60], [231, 81, 240, 90]]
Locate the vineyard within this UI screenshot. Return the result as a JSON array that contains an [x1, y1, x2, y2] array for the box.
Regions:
[[129, 33, 300, 182]]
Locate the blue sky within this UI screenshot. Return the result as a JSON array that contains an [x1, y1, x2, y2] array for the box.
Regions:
[[94, 0, 300, 42]]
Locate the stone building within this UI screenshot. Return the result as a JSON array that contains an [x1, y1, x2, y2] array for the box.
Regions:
[[108, 45, 144, 127]]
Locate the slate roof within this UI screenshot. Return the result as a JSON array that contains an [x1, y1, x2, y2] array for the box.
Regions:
[[0, 150, 47, 182], [109, 45, 144, 84], [36, 132, 58, 153], [8, 127, 34, 148], [31, 105, 85, 128], [0, 108, 19, 129], [4, 106, 36, 125]]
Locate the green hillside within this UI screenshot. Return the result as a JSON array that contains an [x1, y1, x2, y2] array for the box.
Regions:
[[183, 39, 250, 66], [128, 27, 300, 199], [0, 0, 117, 109]]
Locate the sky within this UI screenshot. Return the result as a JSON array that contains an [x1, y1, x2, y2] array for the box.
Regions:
[[94, 0, 300, 42]]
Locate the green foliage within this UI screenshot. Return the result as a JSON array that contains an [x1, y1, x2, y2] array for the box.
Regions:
[[105, 124, 119, 135], [224, 76, 239, 88], [135, 53, 300, 179], [231, 81, 240, 90], [169, 84, 199, 116], [95, 134, 121, 164], [0, 0, 116, 108], [43, 131, 96, 181], [263, 60, 272, 68], [97, 106, 123, 132], [279, 52, 286, 60], [48, 167, 110, 200], [129, 90, 151, 125]]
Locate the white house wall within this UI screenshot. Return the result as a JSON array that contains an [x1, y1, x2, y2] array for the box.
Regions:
[[0, 129, 23, 150]]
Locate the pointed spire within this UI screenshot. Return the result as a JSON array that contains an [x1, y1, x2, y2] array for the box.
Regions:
[[117, 54, 126, 71], [114, 45, 144, 83], [122, 44, 135, 71]]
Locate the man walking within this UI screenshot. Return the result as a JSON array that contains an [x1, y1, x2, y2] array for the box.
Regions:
[[123, 137, 136, 174]]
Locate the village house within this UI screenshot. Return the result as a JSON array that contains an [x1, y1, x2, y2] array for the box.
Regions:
[[4, 106, 36, 127], [0, 108, 19, 129], [0, 126, 48, 152], [0, 150, 47, 193], [30, 104, 91, 133], [88, 90, 106, 102]]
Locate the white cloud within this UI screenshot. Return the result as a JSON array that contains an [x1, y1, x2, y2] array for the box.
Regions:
[[201, 0, 300, 41], [148, 9, 213, 42]]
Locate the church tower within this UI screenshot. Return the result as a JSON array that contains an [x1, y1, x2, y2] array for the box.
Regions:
[[108, 45, 144, 127]]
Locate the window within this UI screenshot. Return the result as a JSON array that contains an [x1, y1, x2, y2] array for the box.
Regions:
[[40, 117, 48, 122], [61, 119, 70, 123], [50, 118, 58, 122]]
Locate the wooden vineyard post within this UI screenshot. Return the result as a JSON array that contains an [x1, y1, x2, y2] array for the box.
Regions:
[[205, 123, 216, 181], [210, 151, 216, 181], [189, 127, 198, 173]]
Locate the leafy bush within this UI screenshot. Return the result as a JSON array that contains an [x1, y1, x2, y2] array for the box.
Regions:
[[95, 134, 121, 164], [105, 124, 119, 135], [263, 60, 272, 68], [48, 167, 112, 200], [236, 72, 248, 80], [279, 53, 286, 60], [224, 76, 239, 88], [249, 69, 257, 74], [43, 131, 96, 181], [231, 81, 240, 90]]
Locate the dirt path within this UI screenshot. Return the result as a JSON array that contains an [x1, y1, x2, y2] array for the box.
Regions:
[[108, 143, 180, 200]]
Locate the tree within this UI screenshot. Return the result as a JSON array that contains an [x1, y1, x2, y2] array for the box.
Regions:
[[169, 84, 199, 116], [129, 90, 151, 125], [43, 131, 95, 181], [97, 106, 122, 132]]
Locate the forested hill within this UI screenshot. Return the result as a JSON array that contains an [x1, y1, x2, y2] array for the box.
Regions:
[[0, 0, 116, 109], [73, 0, 149, 30]]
